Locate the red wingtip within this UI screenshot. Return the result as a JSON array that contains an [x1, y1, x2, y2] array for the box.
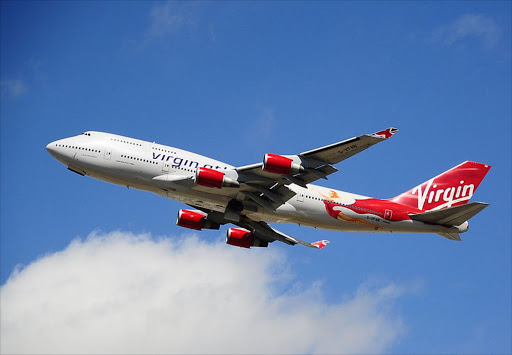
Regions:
[[371, 127, 399, 139], [311, 240, 330, 249]]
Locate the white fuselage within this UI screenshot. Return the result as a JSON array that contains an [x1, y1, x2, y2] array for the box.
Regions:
[[46, 131, 464, 235]]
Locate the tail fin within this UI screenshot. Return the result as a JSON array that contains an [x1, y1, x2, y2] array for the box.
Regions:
[[391, 161, 491, 212]]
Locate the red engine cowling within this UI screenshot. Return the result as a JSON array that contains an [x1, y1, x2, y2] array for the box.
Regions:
[[226, 228, 254, 248], [226, 228, 268, 248], [263, 154, 304, 175], [195, 167, 239, 188], [176, 209, 221, 231], [176, 209, 207, 230]]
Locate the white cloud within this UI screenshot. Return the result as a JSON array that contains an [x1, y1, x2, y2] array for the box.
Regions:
[[0, 79, 27, 100], [1, 231, 407, 354], [432, 14, 501, 48]]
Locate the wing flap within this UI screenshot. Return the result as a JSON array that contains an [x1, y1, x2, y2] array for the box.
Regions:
[[245, 183, 287, 205], [243, 191, 277, 211]]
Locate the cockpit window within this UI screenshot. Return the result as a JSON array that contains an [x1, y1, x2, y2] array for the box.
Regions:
[[81, 132, 91, 136]]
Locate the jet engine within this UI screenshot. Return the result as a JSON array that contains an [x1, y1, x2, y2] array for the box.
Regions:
[[176, 209, 220, 230], [195, 167, 240, 188], [226, 228, 268, 248], [263, 154, 304, 175]]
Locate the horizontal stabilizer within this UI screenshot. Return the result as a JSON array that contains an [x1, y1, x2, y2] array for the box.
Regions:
[[409, 202, 489, 226]]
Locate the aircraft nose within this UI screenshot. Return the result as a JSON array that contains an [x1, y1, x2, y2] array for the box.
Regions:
[[46, 141, 57, 156], [46, 139, 72, 166], [46, 140, 65, 160]]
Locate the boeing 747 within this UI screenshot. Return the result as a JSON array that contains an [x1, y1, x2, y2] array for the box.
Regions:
[[46, 128, 491, 249]]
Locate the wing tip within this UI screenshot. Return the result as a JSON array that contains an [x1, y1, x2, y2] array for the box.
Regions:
[[370, 127, 399, 139], [311, 240, 330, 249]]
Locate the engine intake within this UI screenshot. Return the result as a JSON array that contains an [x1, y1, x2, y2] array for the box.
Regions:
[[226, 228, 268, 248], [176, 209, 220, 230], [263, 154, 304, 175], [195, 167, 240, 188]]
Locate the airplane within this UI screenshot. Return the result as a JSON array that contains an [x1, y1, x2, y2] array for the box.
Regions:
[[46, 128, 491, 249]]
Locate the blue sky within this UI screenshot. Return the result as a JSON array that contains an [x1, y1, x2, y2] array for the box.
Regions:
[[1, 1, 510, 353]]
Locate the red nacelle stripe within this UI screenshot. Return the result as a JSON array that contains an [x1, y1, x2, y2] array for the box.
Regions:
[[196, 167, 225, 188], [176, 209, 206, 230], [263, 154, 294, 175], [226, 228, 254, 248]]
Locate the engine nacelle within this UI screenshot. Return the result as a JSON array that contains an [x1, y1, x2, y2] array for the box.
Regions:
[[263, 154, 304, 175], [195, 167, 240, 188], [226, 228, 268, 248], [176, 209, 220, 231]]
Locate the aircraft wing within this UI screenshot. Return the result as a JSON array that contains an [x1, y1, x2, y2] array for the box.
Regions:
[[299, 127, 399, 165], [234, 127, 398, 211], [237, 219, 329, 249], [194, 207, 329, 249], [237, 127, 398, 185]]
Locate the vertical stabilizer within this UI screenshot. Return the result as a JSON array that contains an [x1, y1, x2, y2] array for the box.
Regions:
[[391, 161, 491, 211]]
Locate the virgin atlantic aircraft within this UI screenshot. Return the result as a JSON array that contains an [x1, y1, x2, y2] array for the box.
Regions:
[[46, 128, 491, 249]]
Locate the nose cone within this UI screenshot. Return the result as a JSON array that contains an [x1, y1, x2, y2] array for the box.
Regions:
[[46, 139, 69, 164], [46, 141, 58, 158]]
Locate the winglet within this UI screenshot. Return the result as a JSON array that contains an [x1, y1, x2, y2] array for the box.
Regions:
[[311, 240, 330, 249], [369, 127, 399, 139]]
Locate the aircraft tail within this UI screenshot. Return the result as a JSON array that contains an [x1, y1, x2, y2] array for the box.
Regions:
[[391, 161, 491, 212]]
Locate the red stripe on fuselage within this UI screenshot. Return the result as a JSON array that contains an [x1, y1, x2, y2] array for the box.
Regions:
[[323, 197, 419, 223]]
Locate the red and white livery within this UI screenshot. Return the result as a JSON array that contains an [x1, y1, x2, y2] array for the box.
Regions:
[[46, 127, 491, 248]]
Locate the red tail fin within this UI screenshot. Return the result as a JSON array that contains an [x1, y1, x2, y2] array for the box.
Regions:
[[391, 161, 491, 211]]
